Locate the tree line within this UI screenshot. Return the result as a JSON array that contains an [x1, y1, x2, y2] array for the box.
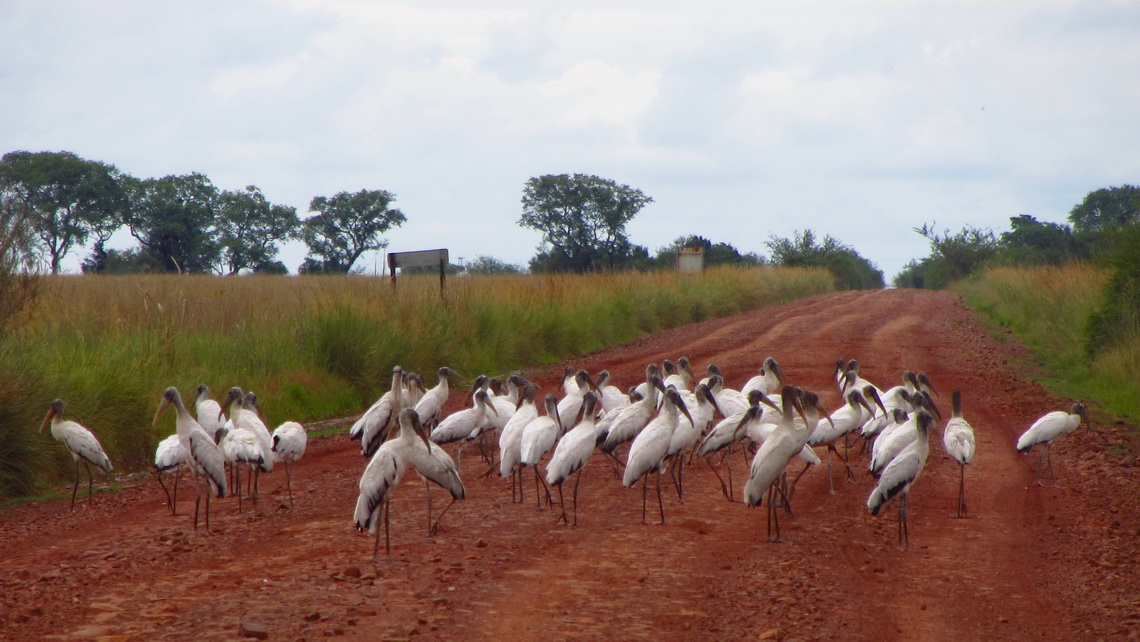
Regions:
[[0, 151, 405, 275], [0, 151, 887, 286], [896, 184, 1140, 359]]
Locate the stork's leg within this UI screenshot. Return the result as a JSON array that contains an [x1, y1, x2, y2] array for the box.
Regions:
[[429, 498, 457, 536], [724, 443, 736, 501], [85, 461, 95, 505], [1046, 443, 1057, 485], [283, 461, 294, 508], [768, 484, 783, 543], [641, 475, 649, 524], [842, 435, 856, 482], [789, 460, 813, 501], [191, 468, 202, 531], [555, 484, 568, 525], [69, 460, 80, 511], [157, 470, 174, 513], [676, 454, 686, 503], [655, 469, 666, 525], [825, 445, 837, 494], [777, 473, 795, 518], [899, 493, 909, 551], [706, 455, 731, 501], [172, 464, 182, 514], [956, 463, 968, 518], [236, 464, 243, 513], [384, 500, 392, 558], [204, 478, 212, 533], [1034, 447, 1045, 486], [371, 506, 383, 561], [571, 467, 583, 527]]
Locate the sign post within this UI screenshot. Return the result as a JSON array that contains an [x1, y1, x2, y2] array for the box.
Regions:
[[387, 248, 450, 298]]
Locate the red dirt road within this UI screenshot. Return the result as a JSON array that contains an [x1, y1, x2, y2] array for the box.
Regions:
[[2, 289, 1138, 641]]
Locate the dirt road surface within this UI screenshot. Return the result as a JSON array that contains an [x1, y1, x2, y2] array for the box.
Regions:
[[2, 289, 1138, 641]]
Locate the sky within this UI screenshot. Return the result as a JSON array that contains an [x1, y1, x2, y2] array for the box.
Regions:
[[2, 0, 1138, 280]]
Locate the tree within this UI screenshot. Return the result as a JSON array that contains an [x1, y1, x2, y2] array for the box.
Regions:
[[912, 222, 998, 288], [301, 189, 406, 273], [0, 193, 42, 336], [216, 186, 300, 275], [1068, 185, 1140, 232], [0, 151, 125, 273], [766, 230, 884, 289], [654, 235, 763, 268], [123, 173, 220, 273], [519, 174, 653, 272], [465, 255, 522, 274], [1085, 222, 1140, 357], [995, 214, 1089, 266]]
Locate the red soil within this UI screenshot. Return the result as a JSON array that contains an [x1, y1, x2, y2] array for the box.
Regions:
[[1, 289, 1137, 641]]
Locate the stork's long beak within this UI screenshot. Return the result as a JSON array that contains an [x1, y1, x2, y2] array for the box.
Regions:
[[154, 397, 171, 427], [676, 397, 695, 430], [864, 387, 887, 417], [703, 387, 724, 419], [410, 411, 432, 449], [758, 395, 780, 412], [39, 408, 56, 433], [730, 406, 759, 441]]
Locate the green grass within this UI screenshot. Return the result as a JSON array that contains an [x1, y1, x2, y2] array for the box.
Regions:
[[0, 266, 834, 500], [957, 263, 1140, 423]]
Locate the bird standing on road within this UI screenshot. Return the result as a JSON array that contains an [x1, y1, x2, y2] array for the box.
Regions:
[[271, 421, 307, 508], [519, 394, 561, 509], [353, 366, 408, 456], [413, 367, 461, 429], [623, 387, 694, 524], [942, 390, 975, 517], [868, 410, 934, 550], [404, 409, 466, 536], [1016, 402, 1090, 486], [354, 408, 431, 560], [546, 392, 600, 526], [41, 399, 114, 511], [154, 387, 227, 531], [499, 383, 539, 502], [154, 433, 186, 514]]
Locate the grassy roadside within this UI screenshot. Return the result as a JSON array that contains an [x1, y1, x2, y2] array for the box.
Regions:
[[0, 266, 834, 500], [956, 264, 1140, 425]]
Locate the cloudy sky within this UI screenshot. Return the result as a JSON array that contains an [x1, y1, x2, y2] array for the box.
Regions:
[[2, 1, 1137, 279]]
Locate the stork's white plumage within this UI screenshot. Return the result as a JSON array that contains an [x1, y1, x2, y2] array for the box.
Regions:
[[353, 366, 407, 455], [1016, 402, 1089, 486], [271, 421, 307, 508], [154, 433, 186, 514], [942, 391, 975, 517], [413, 367, 460, 429], [41, 399, 113, 511], [740, 357, 785, 398], [193, 384, 224, 444], [499, 383, 538, 500], [519, 394, 561, 508], [404, 410, 465, 535], [154, 387, 226, 532], [546, 392, 600, 526], [354, 408, 430, 560], [623, 387, 694, 524], [868, 410, 934, 550]]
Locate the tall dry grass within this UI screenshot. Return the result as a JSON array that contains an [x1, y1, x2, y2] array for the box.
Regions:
[[958, 263, 1140, 421], [0, 266, 833, 498]]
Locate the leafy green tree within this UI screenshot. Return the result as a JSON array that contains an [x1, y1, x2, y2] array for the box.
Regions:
[[81, 243, 160, 274], [0, 194, 42, 335], [301, 189, 406, 273], [1085, 222, 1140, 357], [995, 214, 1089, 266], [465, 255, 522, 274], [519, 174, 653, 272], [912, 222, 998, 288], [766, 230, 883, 289], [123, 173, 220, 273], [1068, 185, 1140, 232], [654, 235, 763, 268], [0, 151, 125, 273], [216, 186, 300, 275]]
